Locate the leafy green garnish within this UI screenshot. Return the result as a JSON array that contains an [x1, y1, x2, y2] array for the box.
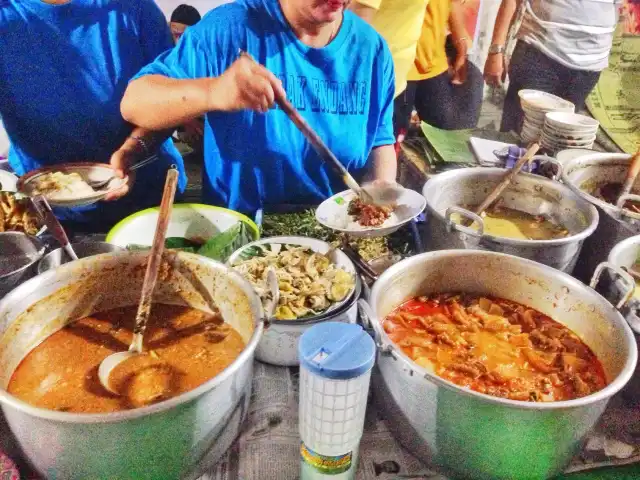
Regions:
[[125, 221, 254, 262], [238, 245, 264, 261], [165, 237, 202, 250], [196, 222, 253, 262]]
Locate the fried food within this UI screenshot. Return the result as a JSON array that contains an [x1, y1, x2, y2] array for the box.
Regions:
[[0, 192, 39, 234]]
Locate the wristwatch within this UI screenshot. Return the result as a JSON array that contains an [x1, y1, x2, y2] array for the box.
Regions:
[[488, 44, 505, 55]]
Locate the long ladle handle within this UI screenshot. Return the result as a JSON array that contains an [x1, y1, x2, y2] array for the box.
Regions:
[[238, 50, 364, 197], [130, 167, 179, 353], [618, 150, 640, 203], [473, 143, 540, 216]]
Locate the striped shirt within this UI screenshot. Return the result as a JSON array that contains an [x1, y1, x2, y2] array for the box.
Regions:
[[518, 0, 620, 71]]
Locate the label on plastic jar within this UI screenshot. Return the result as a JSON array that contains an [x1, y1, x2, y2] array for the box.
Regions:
[[300, 442, 352, 475]]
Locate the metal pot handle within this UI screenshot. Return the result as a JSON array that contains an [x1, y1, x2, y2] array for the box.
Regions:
[[445, 206, 484, 237], [616, 193, 640, 210], [537, 156, 563, 181], [590, 261, 636, 310], [357, 299, 392, 355]]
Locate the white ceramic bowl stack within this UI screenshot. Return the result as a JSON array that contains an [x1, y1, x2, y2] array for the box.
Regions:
[[541, 112, 600, 154], [519, 89, 575, 144]]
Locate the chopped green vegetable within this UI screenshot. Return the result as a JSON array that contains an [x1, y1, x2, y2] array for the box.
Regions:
[[261, 210, 413, 261]]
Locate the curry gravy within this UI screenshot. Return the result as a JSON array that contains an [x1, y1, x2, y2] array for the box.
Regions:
[[8, 305, 245, 413], [451, 206, 569, 241]]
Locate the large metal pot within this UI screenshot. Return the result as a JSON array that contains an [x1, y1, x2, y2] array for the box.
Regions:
[[590, 235, 640, 403], [0, 232, 45, 298], [0, 251, 264, 480], [557, 152, 638, 282], [421, 168, 598, 273], [364, 250, 637, 480]]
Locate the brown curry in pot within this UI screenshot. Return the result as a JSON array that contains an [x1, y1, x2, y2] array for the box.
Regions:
[[8, 304, 245, 413]]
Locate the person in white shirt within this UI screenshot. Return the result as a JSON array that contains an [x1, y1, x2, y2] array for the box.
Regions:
[[484, 0, 620, 133]]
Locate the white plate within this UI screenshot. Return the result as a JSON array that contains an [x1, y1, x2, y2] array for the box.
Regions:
[[227, 235, 357, 319], [106, 203, 259, 247], [541, 132, 596, 147], [519, 89, 575, 112], [0, 170, 18, 192], [316, 188, 426, 238], [545, 112, 599, 131], [18, 163, 126, 207], [543, 124, 597, 141]]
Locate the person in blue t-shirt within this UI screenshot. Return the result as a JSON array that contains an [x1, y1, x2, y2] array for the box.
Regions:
[[121, 0, 397, 216], [0, 0, 187, 231]]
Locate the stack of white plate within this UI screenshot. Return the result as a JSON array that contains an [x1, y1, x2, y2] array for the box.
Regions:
[[519, 89, 575, 144], [541, 112, 599, 154]]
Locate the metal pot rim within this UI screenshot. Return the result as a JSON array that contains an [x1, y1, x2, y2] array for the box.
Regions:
[[0, 232, 45, 280], [560, 153, 637, 218], [423, 168, 599, 246], [37, 241, 124, 275], [369, 249, 638, 410], [0, 250, 265, 424]]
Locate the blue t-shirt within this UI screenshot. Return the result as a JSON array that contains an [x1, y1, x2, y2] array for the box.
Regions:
[[0, 0, 187, 226], [135, 0, 395, 215]]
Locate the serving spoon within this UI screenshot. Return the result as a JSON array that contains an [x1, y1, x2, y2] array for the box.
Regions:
[[31, 195, 79, 261], [98, 167, 179, 395], [238, 50, 403, 206]]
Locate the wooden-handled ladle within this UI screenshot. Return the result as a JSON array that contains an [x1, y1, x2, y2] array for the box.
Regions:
[[461, 143, 540, 226], [615, 150, 640, 206], [98, 167, 179, 395], [239, 50, 402, 206]]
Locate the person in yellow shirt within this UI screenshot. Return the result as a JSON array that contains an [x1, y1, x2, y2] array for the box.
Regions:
[[405, 0, 483, 130], [349, 0, 429, 145]]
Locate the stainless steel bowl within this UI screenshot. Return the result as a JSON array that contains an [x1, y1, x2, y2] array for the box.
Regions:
[[421, 168, 598, 273], [227, 236, 358, 366], [364, 250, 637, 480], [37, 241, 123, 274], [0, 251, 265, 480], [0, 232, 45, 298]]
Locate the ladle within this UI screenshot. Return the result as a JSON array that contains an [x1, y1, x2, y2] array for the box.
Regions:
[[238, 50, 403, 206], [31, 195, 78, 261], [472, 142, 540, 217], [98, 167, 179, 395], [615, 149, 640, 205]]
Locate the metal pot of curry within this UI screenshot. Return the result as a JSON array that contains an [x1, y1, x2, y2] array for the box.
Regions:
[[0, 250, 265, 480], [421, 167, 598, 274], [558, 152, 640, 283], [365, 250, 637, 480]]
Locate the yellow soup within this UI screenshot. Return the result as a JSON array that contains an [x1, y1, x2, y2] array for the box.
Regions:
[[451, 206, 569, 241]]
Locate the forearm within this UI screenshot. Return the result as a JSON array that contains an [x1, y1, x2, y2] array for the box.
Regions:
[[449, 0, 470, 54], [367, 145, 397, 182], [348, 3, 377, 23], [121, 75, 214, 130], [122, 126, 174, 158], [491, 0, 518, 45]]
